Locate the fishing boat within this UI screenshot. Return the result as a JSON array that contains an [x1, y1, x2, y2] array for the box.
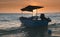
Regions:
[[19, 5, 50, 27]]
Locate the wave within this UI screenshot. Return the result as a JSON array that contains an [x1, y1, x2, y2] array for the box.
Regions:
[[0, 27, 22, 35], [0, 20, 10, 22]]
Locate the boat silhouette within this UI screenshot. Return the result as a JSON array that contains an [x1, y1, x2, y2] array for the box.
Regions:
[[19, 5, 50, 27]]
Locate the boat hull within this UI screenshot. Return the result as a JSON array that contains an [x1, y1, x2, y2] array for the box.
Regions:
[[20, 17, 48, 27]]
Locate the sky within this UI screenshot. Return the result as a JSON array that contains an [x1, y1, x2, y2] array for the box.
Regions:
[[0, 0, 60, 13]]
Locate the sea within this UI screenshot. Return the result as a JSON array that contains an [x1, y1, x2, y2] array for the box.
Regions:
[[0, 13, 60, 37]]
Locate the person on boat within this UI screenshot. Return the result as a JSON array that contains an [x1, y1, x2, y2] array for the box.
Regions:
[[40, 13, 51, 22]]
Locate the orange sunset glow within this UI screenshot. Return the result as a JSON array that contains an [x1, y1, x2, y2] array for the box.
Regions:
[[0, 0, 60, 13]]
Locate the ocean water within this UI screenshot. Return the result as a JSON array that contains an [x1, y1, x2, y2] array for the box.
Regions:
[[0, 13, 60, 37]]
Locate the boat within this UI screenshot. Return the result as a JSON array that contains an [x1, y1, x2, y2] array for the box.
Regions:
[[19, 5, 50, 27]]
